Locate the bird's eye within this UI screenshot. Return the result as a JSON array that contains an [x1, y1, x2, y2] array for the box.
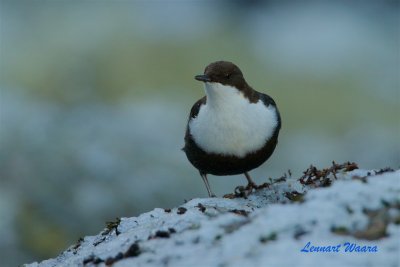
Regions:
[[225, 73, 231, 79]]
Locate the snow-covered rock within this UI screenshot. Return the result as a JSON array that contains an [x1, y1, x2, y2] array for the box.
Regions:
[[25, 166, 400, 267]]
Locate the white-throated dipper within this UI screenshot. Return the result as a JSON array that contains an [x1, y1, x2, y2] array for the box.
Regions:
[[183, 61, 281, 197]]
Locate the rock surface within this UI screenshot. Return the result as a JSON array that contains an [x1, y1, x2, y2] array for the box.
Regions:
[[26, 166, 400, 267]]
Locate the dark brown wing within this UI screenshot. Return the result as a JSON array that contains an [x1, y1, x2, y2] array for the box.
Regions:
[[188, 96, 207, 120], [183, 96, 206, 151], [259, 92, 281, 132]]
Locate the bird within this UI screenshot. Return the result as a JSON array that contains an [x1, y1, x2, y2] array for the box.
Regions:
[[183, 61, 281, 197]]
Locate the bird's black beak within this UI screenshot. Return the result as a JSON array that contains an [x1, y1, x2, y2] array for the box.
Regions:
[[195, 74, 211, 82]]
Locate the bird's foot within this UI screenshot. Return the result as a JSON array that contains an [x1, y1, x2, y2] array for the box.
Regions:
[[234, 183, 257, 198], [245, 181, 259, 191]]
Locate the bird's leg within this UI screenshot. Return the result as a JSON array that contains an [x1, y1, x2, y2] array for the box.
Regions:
[[200, 173, 216, 197], [244, 172, 258, 190]]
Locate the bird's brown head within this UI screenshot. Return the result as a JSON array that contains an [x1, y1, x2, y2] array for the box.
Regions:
[[194, 61, 247, 90]]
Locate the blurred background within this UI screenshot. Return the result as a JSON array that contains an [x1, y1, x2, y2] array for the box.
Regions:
[[0, 0, 399, 265]]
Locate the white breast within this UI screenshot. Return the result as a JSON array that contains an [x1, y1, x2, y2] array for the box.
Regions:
[[189, 82, 278, 158]]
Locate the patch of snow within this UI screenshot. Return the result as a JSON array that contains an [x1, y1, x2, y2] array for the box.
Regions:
[[25, 170, 400, 267]]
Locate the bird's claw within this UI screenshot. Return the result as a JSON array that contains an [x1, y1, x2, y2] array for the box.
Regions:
[[234, 183, 258, 198], [245, 182, 258, 190]]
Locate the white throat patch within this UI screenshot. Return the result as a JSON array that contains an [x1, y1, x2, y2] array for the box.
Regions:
[[189, 82, 278, 158]]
